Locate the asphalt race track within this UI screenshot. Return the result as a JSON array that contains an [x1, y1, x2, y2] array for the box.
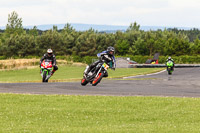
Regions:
[[0, 68, 200, 97]]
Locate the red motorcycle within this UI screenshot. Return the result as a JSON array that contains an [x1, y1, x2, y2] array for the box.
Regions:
[[40, 60, 53, 82]]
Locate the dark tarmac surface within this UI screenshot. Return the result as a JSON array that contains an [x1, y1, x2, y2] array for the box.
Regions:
[[0, 68, 200, 97]]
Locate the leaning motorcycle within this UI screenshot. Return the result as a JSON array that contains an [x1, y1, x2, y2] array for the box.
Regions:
[[40, 60, 53, 82], [81, 62, 110, 86], [166, 60, 174, 75]]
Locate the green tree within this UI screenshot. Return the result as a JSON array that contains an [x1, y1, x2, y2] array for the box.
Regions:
[[73, 29, 97, 56], [28, 26, 38, 37], [62, 23, 75, 34], [5, 11, 24, 36], [126, 22, 140, 32], [3, 35, 20, 56], [190, 38, 200, 55], [115, 40, 130, 55], [61, 24, 77, 55], [18, 35, 38, 56], [129, 37, 147, 55], [37, 27, 62, 55]]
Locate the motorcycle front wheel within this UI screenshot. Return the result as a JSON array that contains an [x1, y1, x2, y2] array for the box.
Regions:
[[42, 71, 48, 82], [81, 77, 88, 86], [92, 72, 104, 86]]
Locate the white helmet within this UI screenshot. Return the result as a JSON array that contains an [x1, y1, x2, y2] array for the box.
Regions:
[[47, 49, 53, 54], [168, 56, 171, 60]]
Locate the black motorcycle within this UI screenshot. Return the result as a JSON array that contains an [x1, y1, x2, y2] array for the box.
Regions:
[[81, 62, 110, 86]]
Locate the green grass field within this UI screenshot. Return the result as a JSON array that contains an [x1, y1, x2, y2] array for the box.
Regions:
[[0, 66, 164, 83], [0, 94, 200, 132]]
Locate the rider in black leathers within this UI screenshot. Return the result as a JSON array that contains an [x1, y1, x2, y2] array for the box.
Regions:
[[40, 49, 58, 75], [84, 46, 116, 77]]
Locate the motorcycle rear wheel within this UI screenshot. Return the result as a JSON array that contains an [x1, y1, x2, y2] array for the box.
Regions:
[[167, 67, 172, 75], [168, 69, 172, 75]]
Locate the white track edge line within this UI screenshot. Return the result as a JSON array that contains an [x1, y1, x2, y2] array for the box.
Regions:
[[123, 69, 166, 79]]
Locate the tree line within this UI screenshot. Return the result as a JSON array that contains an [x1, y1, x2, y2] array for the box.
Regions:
[[1, 11, 200, 58]]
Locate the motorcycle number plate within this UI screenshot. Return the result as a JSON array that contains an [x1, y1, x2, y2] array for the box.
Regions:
[[102, 63, 109, 70]]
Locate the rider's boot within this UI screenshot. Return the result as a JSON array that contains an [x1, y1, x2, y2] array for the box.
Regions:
[[51, 70, 56, 75]]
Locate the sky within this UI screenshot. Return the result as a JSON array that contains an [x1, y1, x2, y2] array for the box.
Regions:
[[0, 0, 200, 28]]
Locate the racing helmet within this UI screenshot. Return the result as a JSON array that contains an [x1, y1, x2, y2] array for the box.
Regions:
[[107, 46, 115, 56], [168, 56, 171, 60], [47, 49, 53, 56]]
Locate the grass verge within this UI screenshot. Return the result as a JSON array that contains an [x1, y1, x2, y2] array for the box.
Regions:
[[0, 66, 164, 83], [0, 94, 200, 132]]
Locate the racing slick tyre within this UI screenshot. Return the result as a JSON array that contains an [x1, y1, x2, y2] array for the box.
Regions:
[[42, 71, 47, 82], [81, 78, 88, 86], [92, 72, 104, 86]]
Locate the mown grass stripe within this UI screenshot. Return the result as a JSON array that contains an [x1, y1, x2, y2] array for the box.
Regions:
[[0, 94, 199, 132]]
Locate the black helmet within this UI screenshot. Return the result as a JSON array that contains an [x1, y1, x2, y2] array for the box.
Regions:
[[107, 46, 115, 56]]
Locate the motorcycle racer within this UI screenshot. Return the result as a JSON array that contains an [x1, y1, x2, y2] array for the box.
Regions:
[[166, 56, 175, 70], [84, 46, 116, 77], [40, 49, 58, 75]]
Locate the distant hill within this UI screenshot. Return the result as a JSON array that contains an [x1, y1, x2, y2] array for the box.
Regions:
[[0, 23, 194, 32]]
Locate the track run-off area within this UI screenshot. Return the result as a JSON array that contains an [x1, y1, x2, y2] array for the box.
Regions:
[[0, 68, 200, 97]]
